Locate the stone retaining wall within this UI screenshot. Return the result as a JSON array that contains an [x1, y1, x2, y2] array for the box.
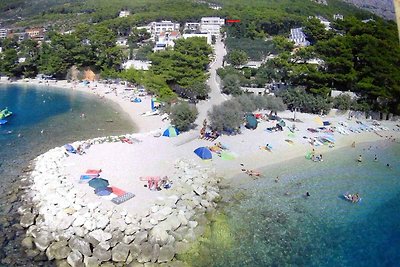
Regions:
[[19, 135, 221, 266]]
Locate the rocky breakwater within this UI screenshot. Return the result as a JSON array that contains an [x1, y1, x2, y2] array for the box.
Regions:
[[19, 140, 221, 266]]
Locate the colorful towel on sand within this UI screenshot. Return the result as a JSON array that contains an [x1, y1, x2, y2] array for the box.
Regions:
[[110, 186, 127, 197], [86, 169, 102, 174], [79, 174, 99, 183], [111, 192, 135, 204]]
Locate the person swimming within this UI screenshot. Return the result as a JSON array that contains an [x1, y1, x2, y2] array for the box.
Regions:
[[357, 155, 363, 162], [374, 155, 378, 161]]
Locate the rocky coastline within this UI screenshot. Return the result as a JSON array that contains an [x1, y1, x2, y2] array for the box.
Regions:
[[17, 135, 221, 266]]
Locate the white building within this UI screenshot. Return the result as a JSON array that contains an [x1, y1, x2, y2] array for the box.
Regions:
[[0, 28, 9, 39], [289, 28, 310, 47], [154, 31, 181, 51], [122, 60, 151, 70], [184, 22, 201, 33], [119, 10, 130, 18], [200, 17, 225, 36], [333, 14, 344, 20], [182, 33, 212, 45], [316, 16, 331, 30], [150, 21, 180, 37], [116, 37, 128, 46]]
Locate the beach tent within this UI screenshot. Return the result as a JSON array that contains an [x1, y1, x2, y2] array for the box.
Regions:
[[131, 97, 142, 103], [194, 147, 212, 160], [163, 126, 180, 137], [245, 114, 258, 130], [277, 120, 286, 127], [151, 98, 161, 111], [64, 144, 76, 153], [88, 178, 109, 189]]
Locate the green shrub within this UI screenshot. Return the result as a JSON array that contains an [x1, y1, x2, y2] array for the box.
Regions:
[[170, 102, 198, 132], [208, 100, 244, 132], [222, 74, 242, 96], [333, 94, 352, 110]]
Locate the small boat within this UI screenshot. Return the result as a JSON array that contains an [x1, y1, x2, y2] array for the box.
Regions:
[[343, 193, 361, 203], [0, 108, 12, 119], [0, 119, 7, 125]]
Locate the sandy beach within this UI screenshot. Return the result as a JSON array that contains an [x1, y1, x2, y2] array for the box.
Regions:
[[11, 78, 400, 216]]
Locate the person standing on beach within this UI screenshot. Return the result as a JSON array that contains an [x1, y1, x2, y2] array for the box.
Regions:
[[351, 141, 356, 148]]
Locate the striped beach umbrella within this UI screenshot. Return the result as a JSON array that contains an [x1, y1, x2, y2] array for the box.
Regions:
[[162, 126, 180, 137]]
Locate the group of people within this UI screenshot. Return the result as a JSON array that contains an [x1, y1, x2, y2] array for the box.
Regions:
[[144, 176, 172, 191]]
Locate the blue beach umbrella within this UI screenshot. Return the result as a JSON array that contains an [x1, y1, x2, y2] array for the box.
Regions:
[[88, 178, 109, 189], [163, 126, 180, 137], [194, 147, 212, 160]]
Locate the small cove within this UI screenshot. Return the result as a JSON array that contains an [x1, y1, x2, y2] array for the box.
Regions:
[[0, 83, 135, 265]]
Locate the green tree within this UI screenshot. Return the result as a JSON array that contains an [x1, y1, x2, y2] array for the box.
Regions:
[[272, 36, 294, 53], [222, 74, 242, 95], [170, 102, 198, 131], [227, 49, 248, 67]]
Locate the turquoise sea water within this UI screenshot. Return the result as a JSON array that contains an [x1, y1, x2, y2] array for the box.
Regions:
[[190, 140, 400, 267], [0, 84, 134, 264]]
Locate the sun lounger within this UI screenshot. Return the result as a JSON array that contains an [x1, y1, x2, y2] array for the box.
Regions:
[[112, 192, 135, 204], [86, 169, 102, 175]]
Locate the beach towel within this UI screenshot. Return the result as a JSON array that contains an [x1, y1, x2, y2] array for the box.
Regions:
[[86, 169, 102, 175], [79, 174, 98, 183], [110, 186, 127, 197], [112, 192, 135, 204]]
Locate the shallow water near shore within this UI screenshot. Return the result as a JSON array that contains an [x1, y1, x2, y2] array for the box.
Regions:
[[0, 83, 134, 264], [185, 140, 400, 267]]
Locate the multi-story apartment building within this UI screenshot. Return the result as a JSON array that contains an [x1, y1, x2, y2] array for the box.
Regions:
[[25, 27, 45, 41], [150, 21, 180, 37], [200, 17, 225, 35]]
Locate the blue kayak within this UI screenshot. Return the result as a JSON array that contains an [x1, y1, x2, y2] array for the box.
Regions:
[[0, 119, 7, 125]]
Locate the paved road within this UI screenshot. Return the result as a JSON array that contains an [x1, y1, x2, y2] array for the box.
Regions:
[[194, 36, 228, 128]]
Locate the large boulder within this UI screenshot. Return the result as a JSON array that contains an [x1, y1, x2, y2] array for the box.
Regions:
[[129, 243, 141, 259], [20, 212, 37, 228], [125, 224, 141, 235], [88, 229, 112, 244], [34, 231, 53, 251], [158, 245, 175, 262], [149, 227, 169, 246], [46, 240, 71, 260], [93, 245, 111, 262], [151, 244, 160, 263], [133, 231, 148, 245], [136, 242, 152, 263], [111, 243, 130, 262], [69, 236, 92, 257], [83, 256, 99, 267], [67, 250, 83, 267]]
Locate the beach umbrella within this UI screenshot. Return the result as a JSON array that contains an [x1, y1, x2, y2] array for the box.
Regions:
[[163, 126, 180, 137], [64, 144, 76, 153], [194, 147, 212, 160], [245, 114, 258, 130], [131, 97, 142, 103], [94, 187, 112, 196], [88, 178, 109, 189], [220, 151, 235, 160]]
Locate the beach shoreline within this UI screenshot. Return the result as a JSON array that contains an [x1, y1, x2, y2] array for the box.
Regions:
[[3, 79, 400, 265]]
